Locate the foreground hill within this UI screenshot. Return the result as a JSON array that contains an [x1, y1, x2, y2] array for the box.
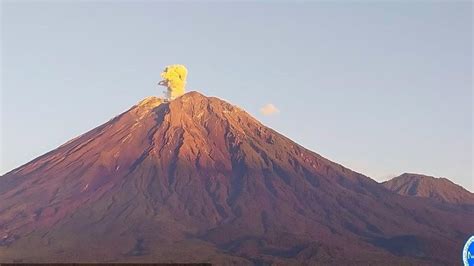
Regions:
[[383, 173, 474, 205], [1, 92, 473, 265]]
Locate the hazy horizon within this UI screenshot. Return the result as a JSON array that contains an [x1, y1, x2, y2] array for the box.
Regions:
[[1, 1, 472, 191]]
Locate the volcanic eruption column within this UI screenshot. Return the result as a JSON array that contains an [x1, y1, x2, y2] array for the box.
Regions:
[[159, 64, 188, 100]]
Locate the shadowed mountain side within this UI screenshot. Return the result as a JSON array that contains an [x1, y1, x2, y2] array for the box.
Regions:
[[1, 92, 473, 265]]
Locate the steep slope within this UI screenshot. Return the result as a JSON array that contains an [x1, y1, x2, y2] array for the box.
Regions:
[[1, 92, 473, 265], [383, 173, 474, 205]]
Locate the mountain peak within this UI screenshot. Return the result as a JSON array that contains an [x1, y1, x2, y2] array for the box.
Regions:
[[179, 90, 206, 99], [135, 91, 217, 111], [383, 173, 474, 204], [396, 172, 453, 184]]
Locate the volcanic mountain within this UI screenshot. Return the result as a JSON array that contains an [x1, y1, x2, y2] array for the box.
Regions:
[[383, 173, 474, 205], [1, 92, 473, 265]]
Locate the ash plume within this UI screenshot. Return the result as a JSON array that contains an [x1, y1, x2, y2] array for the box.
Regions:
[[159, 64, 188, 100]]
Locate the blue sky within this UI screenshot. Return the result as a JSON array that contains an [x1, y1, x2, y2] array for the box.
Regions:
[[1, 1, 472, 191]]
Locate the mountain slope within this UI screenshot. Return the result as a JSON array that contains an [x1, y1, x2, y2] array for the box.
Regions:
[[383, 173, 474, 205], [1, 92, 473, 265]]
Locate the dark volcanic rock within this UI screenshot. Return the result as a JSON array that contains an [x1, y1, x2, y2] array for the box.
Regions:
[[0, 92, 473, 265]]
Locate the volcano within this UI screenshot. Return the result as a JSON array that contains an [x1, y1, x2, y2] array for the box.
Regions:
[[1, 92, 473, 265]]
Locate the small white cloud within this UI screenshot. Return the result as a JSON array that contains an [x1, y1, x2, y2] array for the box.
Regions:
[[260, 103, 280, 116]]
